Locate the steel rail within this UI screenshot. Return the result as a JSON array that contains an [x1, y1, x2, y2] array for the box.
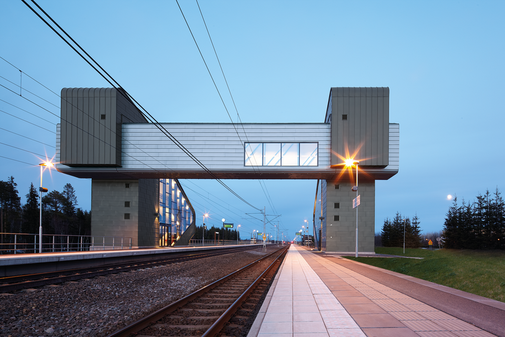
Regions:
[[202, 246, 288, 336], [0, 246, 257, 292], [108, 245, 289, 337]]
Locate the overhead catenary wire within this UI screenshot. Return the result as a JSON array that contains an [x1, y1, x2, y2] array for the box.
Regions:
[[188, 0, 278, 215], [0, 155, 34, 166], [0, 74, 60, 111], [0, 127, 55, 148], [21, 0, 261, 212], [1, 56, 253, 222]]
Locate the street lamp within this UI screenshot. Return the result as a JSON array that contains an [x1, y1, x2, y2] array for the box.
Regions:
[[203, 213, 209, 246], [345, 159, 360, 258], [38, 160, 53, 253], [237, 224, 241, 245]]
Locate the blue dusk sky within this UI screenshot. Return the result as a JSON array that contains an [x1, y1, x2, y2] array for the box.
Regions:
[[1, 1, 504, 241]]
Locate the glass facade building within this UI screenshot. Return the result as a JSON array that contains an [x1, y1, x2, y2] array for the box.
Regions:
[[158, 179, 195, 247]]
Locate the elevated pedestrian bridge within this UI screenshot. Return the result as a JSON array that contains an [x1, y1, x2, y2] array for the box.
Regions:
[[54, 87, 399, 253], [56, 122, 398, 180]]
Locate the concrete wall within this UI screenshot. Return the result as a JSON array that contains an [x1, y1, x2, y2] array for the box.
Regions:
[[91, 180, 139, 246], [323, 180, 375, 254], [91, 179, 159, 248]]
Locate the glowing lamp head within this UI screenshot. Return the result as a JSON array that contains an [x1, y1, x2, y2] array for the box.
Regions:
[[39, 160, 54, 168], [345, 159, 359, 167]]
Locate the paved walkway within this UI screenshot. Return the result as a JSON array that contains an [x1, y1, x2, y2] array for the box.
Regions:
[[249, 245, 496, 337]]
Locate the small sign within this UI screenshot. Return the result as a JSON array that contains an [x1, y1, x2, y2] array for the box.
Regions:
[[353, 195, 361, 208], [262, 234, 266, 240], [295, 232, 301, 236], [223, 223, 234, 228], [257, 232, 262, 236], [428, 240, 433, 246]]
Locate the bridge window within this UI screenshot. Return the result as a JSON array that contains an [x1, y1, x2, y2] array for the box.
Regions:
[[245, 143, 263, 166], [300, 143, 318, 166], [263, 143, 281, 166], [282, 143, 299, 166], [245, 142, 318, 167]]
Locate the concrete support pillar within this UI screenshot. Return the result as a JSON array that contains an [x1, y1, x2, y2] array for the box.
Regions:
[[91, 179, 159, 248], [324, 179, 375, 254]]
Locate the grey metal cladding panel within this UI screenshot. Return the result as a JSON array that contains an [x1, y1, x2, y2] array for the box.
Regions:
[[377, 94, 384, 166], [77, 88, 85, 164], [71, 88, 78, 164], [93, 91, 100, 164], [99, 88, 106, 164], [59, 89, 69, 164], [383, 93, 390, 164], [106, 89, 115, 165], [87, 91, 94, 164]]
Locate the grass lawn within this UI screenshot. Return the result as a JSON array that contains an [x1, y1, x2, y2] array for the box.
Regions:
[[345, 247, 505, 303]]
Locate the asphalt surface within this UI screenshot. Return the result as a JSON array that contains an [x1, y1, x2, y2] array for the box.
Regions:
[[321, 255, 505, 337]]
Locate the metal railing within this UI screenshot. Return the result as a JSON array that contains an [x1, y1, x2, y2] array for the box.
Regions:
[[0, 232, 133, 254], [187, 239, 267, 247]]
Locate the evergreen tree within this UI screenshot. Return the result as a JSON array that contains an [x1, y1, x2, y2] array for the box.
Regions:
[[381, 213, 421, 248], [75, 209, 91, 236], [443, 198, 461, 249], [0, 177, 22, 233], [22, 183, 39, 234], [408, 215, 422, 248], [42, 190, 66, 234], [381, 218, 393, 247]]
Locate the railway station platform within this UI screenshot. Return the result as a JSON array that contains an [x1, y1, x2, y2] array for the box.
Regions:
[[0, 244, 261, 277], [249, 245, 502, 337]]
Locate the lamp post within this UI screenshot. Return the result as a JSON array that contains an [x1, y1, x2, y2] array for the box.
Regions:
[[38, 161, 53, 253], [203, 213, 208, 246], [345, 159, 359, 258], [237, 224, 241, 245]]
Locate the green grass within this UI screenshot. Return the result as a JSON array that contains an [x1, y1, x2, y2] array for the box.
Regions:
[[345, 247, 505, 303]]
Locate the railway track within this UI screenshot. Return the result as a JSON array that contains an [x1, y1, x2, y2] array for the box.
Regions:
[[108, 245, 288, 337], [0, 246, 260, 293]]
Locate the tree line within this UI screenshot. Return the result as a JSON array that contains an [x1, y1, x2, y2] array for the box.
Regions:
[[0, 176, 90, 236], [380, 212, 422, 248], [443, 189, 504, 250], [193, 225, 240, 241]]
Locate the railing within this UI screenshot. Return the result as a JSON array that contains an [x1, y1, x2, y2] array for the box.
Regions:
[[187, 239, 269, 247], [0, 232, 133, 254]]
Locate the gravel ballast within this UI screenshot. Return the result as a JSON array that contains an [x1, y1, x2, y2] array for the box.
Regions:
[[0, 247, 275, 337]]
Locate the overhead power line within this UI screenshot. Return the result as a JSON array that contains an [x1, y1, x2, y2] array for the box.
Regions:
[[22, 0, 261, 212], [187, 0, 278, 214]]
